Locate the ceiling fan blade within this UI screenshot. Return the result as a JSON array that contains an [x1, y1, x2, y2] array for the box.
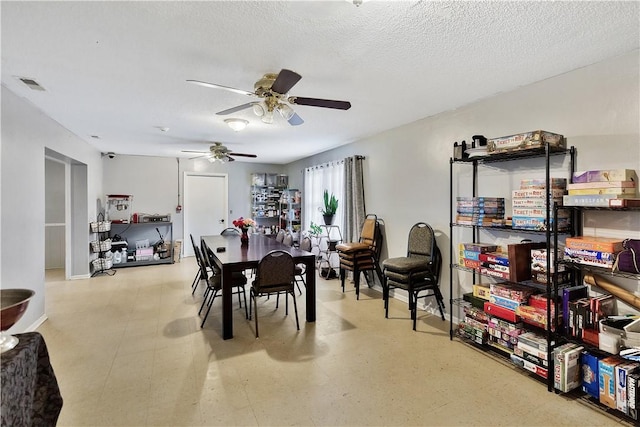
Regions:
[[186, 80, 255, 97], [216, 102, 255, 115], [288, 112, 304, 126], [181, 150, 208, 154], [288, 96, 351, 110], [271, 69, 302, 94], [188, 154, 208, 160], [225, 155, 236, 162], [228, 152, 257, 158]]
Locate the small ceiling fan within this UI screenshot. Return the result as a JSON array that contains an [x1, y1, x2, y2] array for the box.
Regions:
[[187, 69, 351, 126], [182, 142, 257, 163]]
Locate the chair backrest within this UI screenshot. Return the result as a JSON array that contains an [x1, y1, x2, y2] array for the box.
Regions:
[[275, 229, 286, 243], [299, 236, 312, 252], [282, 232, 294, 247], [190, 233, 206, 267], [221, 227, 240, 236], [360, 214, 378, 246], [360, 214, 383, 260], [254, 250, 295, 292], [407, 222, 436, 260], [201, 239, 221, 275], [408, 222, 442, 282], [193, 245, 210, 280]]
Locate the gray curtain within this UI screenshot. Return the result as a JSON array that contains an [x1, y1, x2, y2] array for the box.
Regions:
[[343, 156, 365, 242]]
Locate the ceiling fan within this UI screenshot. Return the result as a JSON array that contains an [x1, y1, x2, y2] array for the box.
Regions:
[[187, 69, 351, 126], [182, 142, 257, 163]]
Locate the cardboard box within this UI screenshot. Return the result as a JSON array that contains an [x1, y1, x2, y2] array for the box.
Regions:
[[484, 301, 518, 323], [472, 284, 491, 300], [572, 169, 638, 184], [629, 371, 640, 420], [616, 362, 640, 414], [508, 241, 546, 281], [582, 351, 600, 399], [488, 130, 565, 153], [599, 356, 625, 409]]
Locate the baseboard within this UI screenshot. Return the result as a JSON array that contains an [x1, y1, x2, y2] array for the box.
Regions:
[[26, 314, 48, 332], [365, 283, 452, 322], [70, 273, 90, 280]]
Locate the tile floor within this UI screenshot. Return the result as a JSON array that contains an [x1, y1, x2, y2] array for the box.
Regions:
[[38, 258, 626, 426]]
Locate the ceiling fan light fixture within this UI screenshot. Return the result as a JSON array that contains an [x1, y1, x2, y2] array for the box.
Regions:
[[277, 103, 295, 121], [224, 118, 249, 132], [252, 103, 265, 117], [208, 154, 226, 163], [261, 110, 274, 124]]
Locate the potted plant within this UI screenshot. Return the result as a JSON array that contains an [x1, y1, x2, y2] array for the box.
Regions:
[[321, 190, 338, 225]]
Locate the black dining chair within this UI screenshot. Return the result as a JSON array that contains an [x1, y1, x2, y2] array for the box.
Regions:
[[382, 222, 445, 330], [198, 240, 248, 328], [249, 250, 299, 338], [221, 227, 240, 236], [190, 234, 210, 295]]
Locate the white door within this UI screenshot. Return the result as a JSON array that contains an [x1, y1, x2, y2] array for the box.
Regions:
[[184, 173, 228, 257]]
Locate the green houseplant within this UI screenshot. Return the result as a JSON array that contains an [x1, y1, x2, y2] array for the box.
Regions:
[[321, 190, 338, 225]]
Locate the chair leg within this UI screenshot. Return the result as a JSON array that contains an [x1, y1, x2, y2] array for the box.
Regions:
[[340, 268, 346, 293], [354, 269, 360, 300], [412, 291, 418, 331], [435, 288, 446, 320], [285, 291, 289, 315], [291, 290, 300, 330], [242, 287, 249, 319], [201, 289, 219, 328], [191, 270, 200, 294], [198, 287, 211, 315], [384, 276, 390, 318], [237, 288, 243, 308]]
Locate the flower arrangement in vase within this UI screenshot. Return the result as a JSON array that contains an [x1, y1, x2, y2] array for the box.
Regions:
[[233, 217, 256, 245]]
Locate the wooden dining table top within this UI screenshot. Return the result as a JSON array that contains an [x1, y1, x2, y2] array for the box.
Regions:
[[201, 234, 314, 267]]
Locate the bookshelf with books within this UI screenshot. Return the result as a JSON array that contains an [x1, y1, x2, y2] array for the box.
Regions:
[[250, 173, 288, 233], [551, 194, 640, 423], [449, 137, 576, 393]]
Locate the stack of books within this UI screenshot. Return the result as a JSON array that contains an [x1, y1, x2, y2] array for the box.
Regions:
[[563, 236, 624, 269], [564, 168, 638, 207], [455, 197, 505, 226], [512, 178, 568, 231], [458, 243, 510, 279]]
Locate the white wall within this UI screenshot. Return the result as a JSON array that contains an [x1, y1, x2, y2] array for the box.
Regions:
[[102, 155, 286, 248], [286, 50, 640, 316], [2, 49, 638, 333], [1, 86, 103, 332]]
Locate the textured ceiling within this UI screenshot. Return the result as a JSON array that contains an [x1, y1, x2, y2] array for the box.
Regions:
[[1, 1, 638, 164]]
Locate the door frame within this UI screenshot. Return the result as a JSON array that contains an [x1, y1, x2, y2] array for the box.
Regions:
[[183, 172, 229, 257]]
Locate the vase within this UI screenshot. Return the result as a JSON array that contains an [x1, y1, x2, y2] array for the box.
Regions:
[[240, 229, 249, 246]]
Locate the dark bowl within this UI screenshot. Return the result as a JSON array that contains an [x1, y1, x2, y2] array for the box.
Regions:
[[0, 289, 35, 332]]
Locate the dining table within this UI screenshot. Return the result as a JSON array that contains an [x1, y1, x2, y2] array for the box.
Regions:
[[201, 233, 316, 339]]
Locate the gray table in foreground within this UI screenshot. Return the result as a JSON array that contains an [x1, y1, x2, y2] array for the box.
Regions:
[[201, 234, 316, 339]]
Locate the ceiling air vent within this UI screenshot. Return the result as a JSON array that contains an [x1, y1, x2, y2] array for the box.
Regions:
[[18, 77, 45, 91]]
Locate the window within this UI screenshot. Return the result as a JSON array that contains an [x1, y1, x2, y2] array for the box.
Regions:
[[304, 161, 345, 231]]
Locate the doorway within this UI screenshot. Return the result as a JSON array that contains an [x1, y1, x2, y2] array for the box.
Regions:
[[183, 172, 228, 257], [44, 148, 89, 280]]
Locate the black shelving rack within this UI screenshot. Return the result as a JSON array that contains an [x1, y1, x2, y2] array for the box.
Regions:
[[90, 213, 116, 277], [552, 204, 640, 425], [449, 144, 575, 393]]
